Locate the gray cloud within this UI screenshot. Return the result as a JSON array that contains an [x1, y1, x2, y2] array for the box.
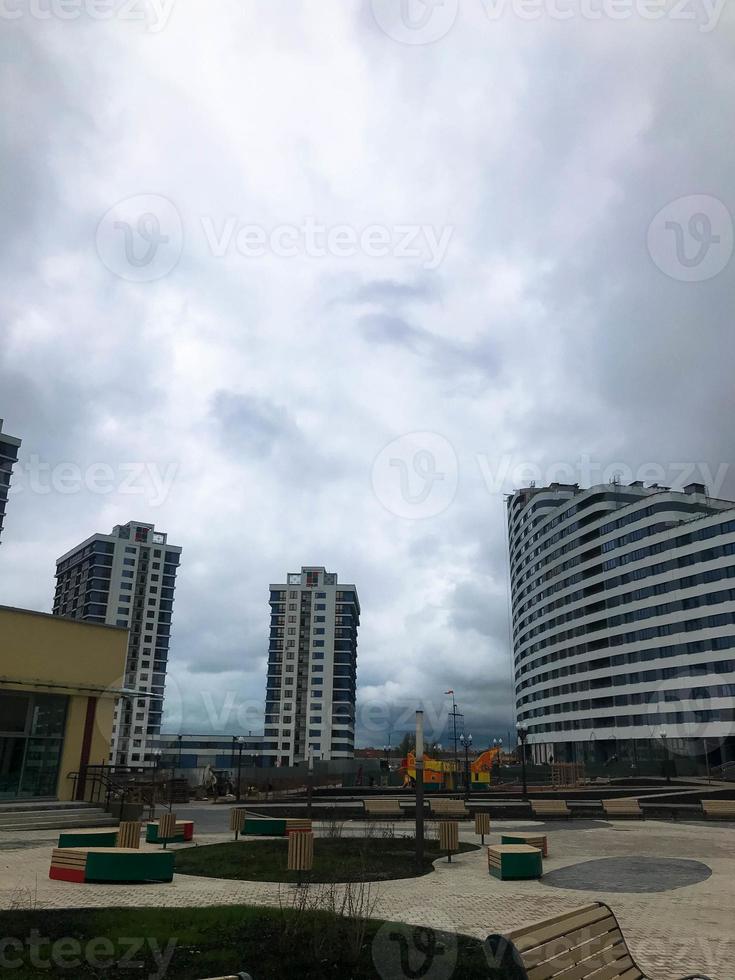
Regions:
[[0, 4, 732, 747]]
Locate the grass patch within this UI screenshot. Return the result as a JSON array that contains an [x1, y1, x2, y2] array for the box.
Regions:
[[0, 905, 504, 979], [174, 836, 480, 883]]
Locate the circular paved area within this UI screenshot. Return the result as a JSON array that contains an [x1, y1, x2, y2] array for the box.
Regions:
[[542, 856, 712, 893]]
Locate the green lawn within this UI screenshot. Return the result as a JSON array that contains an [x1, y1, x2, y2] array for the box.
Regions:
[[0, 905, 511, 979], [174, 836, 480, 883]]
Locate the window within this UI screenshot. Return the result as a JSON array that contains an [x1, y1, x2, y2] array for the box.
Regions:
[[315, 603, 326, 611], [314, 627, 325, 635], [123, 557, 135, 566]]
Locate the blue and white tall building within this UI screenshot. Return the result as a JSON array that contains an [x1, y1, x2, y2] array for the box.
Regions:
[[508, 481, 735, 769], [264, 566, 359, 767]]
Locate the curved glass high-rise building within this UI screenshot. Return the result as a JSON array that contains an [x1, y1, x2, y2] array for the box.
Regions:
[[508, 481, 735, 772]]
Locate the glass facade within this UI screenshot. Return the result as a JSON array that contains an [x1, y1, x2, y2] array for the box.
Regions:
[[0, 692, 67, 799]]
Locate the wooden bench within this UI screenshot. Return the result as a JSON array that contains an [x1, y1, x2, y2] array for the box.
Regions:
[[430, 798, 470, 819], [363, 799, 403, 819], [49, 847, 174, 884], [531, 799, 571, 819], [501, 832, 548, 857], [603, 799, 644, 819], [702, 800, 735, 820], [487, 844, 543, 881], [146, 818, 194, 844], [485, 901, 712, 979]]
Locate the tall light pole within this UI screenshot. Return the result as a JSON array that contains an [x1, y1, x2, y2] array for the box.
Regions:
[[236, 736, 246, 802], [415, 710, 425, 869], [516, 723, 528, 799], [152, 748, 162, 816], [446, 690, 462, 791], [459, 733, 473, 801]]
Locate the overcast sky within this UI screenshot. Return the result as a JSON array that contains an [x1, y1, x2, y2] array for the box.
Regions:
[[1, 0, 733, 749]]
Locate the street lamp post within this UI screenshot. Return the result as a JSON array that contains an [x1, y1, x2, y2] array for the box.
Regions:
[[459, 733, 473, 800], [383, 744, 391, 786], [236, 736, 246, 802], [659, 729, 671, 784], [152, 749, 162, 817], [516, 723, 528, 799], [415, 711, 425, 870]]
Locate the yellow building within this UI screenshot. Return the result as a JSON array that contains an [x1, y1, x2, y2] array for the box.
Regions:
[[0, 605, 128, 801]]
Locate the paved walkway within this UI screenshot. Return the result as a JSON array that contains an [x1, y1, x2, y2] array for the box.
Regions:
[[0, 818, 732, 979]]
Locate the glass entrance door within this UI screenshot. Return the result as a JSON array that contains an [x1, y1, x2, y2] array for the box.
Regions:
[[0, 692, 67, 799]]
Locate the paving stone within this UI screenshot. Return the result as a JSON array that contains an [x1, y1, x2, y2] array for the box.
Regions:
[[0, 818, 731, 979]]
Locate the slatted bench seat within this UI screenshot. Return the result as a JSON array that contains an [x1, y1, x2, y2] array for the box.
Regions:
[[146, 819, 194, 844], [501, 832, 548, 857], [702, 800, 735, 819], [531, 799, 571, 819], [57, 829, 119, 848], [49, 847, 174, 884], [364, 799, 403, 819], [485, 901, 712, 979], [487, 844, 543, 880], [603, 799, 644, 819], [430, 799, 470, 819]]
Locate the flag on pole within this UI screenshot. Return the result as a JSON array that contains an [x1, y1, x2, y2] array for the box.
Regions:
[[445, 689, 454, 695]]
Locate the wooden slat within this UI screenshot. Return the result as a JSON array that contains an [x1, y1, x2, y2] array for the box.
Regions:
[[582, 954, 636, 980], [523, 916, 618, 968], [510, 905, 609, 949], [531, 943, 628, 980], [527, 929, 624, 980]]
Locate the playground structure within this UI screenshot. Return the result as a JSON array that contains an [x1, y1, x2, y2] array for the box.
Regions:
[[400, 746, 504, 790], [551, 762, 586, 789]]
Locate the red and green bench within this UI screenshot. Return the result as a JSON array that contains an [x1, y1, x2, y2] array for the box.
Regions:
[[146, 819, 194, 844], [49, 847, 174, 883]]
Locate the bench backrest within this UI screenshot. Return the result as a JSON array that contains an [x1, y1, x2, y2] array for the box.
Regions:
[[117, 821, 141, 849], [703, 800, 735, 811], [158, 812, 177, 840], [486, 902, 644, 980], [431, 799, 468, 813], [364, 800, 401, 813], [604, 800, 642, 812], [230, 808, 247, 832], [531, 800, 569, 812], [287, 830, 314, 871]]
